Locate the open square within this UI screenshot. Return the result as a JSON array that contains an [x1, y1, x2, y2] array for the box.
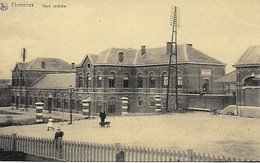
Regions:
[[1, 111, 260, 160]]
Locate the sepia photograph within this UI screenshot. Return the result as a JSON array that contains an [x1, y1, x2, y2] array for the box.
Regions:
[[0, 0, 259, 161]]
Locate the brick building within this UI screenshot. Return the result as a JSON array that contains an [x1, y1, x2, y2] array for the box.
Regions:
[[11, 44, 228, 115], [75, 44, 226, 115], [234, 46, 260, 107], [11, 57, 75, 109]]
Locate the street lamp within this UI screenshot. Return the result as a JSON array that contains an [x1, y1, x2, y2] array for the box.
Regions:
[[68, 85, 74, 125], [48, 94, 52, 113], [16, 93, 20, 109]]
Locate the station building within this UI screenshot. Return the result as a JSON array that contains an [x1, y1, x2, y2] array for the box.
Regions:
[[11, 44, 234, 115]]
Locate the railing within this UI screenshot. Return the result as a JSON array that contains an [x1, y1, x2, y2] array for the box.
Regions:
[[0, 134, 253, 162]]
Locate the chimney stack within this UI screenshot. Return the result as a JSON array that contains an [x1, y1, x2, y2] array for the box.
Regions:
[[21, 48, 26, 62], [141, 45, 146, 55], [41, 61, 45, 69], [71, 63, 75, 69]]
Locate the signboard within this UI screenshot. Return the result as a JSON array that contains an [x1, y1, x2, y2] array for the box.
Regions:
[[201, 69, 212, 75]]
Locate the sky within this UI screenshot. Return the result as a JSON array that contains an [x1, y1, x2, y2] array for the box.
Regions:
[[0, 0, 259, 79]]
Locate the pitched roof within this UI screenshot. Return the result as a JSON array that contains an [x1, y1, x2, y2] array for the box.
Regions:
[[77, 53, 100, 67], [21, 57, 73, 71], [135, 45, 224, 65], [94, 45, 224, 66], [95, 48, 138, 65], [234, 46, 260, 67], [214, 70, 236, 83], [30, 73, 76, 89]]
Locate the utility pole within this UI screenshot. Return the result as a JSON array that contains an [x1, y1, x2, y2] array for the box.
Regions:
[[166, 6, 180, 112], [68, 85, 73, 125]]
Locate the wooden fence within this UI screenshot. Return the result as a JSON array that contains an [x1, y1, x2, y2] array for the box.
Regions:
[[0, 134, 252, 162]]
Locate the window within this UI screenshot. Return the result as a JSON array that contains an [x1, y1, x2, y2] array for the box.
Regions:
[[96, 97, 102, 113], [57, 95, 61, 108], [77, 96, 82, 111], [71, 95, 76, 110], [97, 72, 102, 88], [123, 73, 129, 88], [137, 96, 143, 106], [22, 74, 26, 86], [108, 97, 116, 113], [63, 95, 69, 109], [203, 78, 209, 93], [149, 72, 156, 88], [177, 76, 183, 88], [40, 96, 45, 103], [109, 72, 116, 88], [118, 52, 124, 62], [149, 97, 155, 106], [78, 73, 83, 87], [86, 73, 91, 88], [12, 75, 16, 86], [244, 77, 260, 86], [87, 63, 91, 68], [162, 72, 168, 88], [137, 73, 143, 88]]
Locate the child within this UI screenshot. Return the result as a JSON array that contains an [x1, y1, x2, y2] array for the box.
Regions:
[[47, 116, 55, 131]]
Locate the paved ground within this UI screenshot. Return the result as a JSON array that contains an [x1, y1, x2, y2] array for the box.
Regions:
[[0, 107, 259, 160]]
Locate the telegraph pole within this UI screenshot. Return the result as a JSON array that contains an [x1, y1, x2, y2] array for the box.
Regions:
[[166, 6, 180, 112]]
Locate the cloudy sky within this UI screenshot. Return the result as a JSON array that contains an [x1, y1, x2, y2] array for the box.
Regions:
[[0, 0, 259, 79]]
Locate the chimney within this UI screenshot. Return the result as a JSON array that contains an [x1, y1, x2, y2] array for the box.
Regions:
[[71, 63, 75, 69], [141, 45, 146, 55], [41, 61, 45, 69], [21, 48, 26, 62], [187, 44, 192, 47]]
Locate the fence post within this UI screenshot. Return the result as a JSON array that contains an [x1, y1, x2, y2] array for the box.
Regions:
[[11, 133, 17, 151], [115, 143, 125, 162], [187, 149, 193, 161]]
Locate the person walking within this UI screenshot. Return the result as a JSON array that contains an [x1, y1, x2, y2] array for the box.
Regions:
[[99, 110, 106, 127], [47, 116, 55, 131]]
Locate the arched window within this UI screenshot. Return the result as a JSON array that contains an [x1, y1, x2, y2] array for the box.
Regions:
[[149, 72, 156, 88], [162, 72, 168, 88], [96, 97, 102, 113], [86, 73, 91, 88], [57, 95, 61, 108], [109, 72, 116, 88], [137, 96, 143, 106], [177, 71, 183, 88], [12, 75, 16, 86], [149, 97, 155, 106], [97, 72, 102, 88], [244, 76, 260, 86], [123, 73, 129, 88], [108, 97, 116, 113], [63, 95, 69, 109], [78, 73, 83, 87], [137, 73, 143, 88], [78, 96, 82, 111], [71, 95, 76, 110], [22, 74, 26, 86], [40, 95, 45, 103]]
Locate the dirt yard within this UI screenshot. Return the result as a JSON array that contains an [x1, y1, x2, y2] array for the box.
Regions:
[[0, 111, 259, 160]]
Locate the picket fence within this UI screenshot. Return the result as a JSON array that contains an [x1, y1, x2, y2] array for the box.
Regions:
[[0, 134, 251, 162]]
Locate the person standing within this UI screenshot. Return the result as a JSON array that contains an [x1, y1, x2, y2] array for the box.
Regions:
[[54, 127, 64, 158], [47, 116, 55, 131], [99, 110, 106, 126]]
